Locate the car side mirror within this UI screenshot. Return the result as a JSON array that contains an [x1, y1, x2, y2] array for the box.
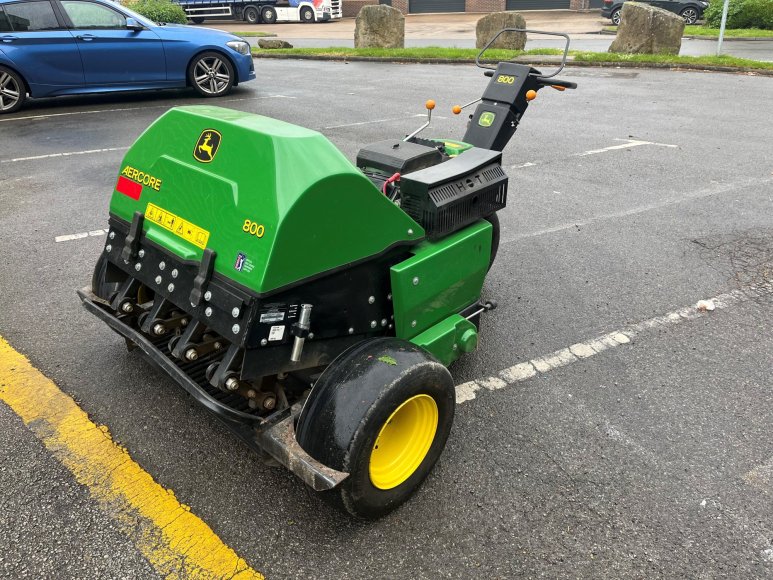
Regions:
[[126, 18, 143, 31]]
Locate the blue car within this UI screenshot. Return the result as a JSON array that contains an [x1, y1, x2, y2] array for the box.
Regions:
[[0, 0, 255, 113]]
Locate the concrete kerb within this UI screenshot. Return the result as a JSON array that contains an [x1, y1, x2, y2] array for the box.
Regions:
[[251, 53, 773, 76]]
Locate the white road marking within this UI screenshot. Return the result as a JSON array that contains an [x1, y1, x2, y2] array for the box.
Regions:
[[574, 138, 678, 157], [323, 114, 438, 130], [455, 282, 773, 405], [510, 138, 678, 170], [744, 456, 773, 493], [503, 176, 773, 244], [55, 229, 109, 243], [0, 95, 294, 123], [1, 147, 129, 164]]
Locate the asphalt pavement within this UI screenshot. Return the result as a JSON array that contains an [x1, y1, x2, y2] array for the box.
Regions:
[[1, 60, 772, 578]]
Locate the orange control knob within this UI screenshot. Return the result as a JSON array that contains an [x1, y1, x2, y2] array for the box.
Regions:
[[425, 99, 436, 110], [452, 105, 462, 115], [525, 90, 537, 102]]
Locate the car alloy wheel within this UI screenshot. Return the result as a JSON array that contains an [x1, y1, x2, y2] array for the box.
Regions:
[[681, 8, 698, 24], [611, 9, 621, 25], [0, 67, 24, 114], [189, 52, 234, 97]]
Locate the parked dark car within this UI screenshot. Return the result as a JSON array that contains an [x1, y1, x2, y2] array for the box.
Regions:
[[602, 0, 709, 25], [0, 0, 255, 113]]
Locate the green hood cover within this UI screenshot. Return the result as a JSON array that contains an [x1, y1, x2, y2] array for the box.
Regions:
[[109, 106, 423, 295]]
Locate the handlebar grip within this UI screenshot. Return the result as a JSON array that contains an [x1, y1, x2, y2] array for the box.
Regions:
[[484, 70, 494, 77], [535, 77, 577, 89]]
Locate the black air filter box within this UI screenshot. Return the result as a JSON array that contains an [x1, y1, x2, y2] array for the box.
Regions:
[[356, 139, 443, 176], [400, 148, 507, 239]]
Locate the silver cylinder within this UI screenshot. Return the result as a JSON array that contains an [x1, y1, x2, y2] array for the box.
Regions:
[[290, 304, 313, 363]]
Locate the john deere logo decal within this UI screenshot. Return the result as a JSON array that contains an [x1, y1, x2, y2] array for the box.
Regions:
[[194, 129, 221, 163], [478, 112, 496, 128]]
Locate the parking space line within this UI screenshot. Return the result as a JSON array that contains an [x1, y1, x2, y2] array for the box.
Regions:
[[574, 138, 678, 157], [502, 176, 773, 244], [55, 229, 109, 243], [1, 147, 129, 164], [0, 336, 264, 579], [744, 456, 773, 493], [323, 113, 429, 130], [455, 282, 773, 404], [0, 95, 294, 124], [509, 138, 678, 170]]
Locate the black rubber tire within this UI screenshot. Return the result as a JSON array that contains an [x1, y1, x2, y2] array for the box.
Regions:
[[296, 338, 455, 519], [300, 6, 314, 22], [485, 213, 500, 271], [91, 252, 126, 302], [190, 17, 205, 24], [261, 6, 277, 24], [187, 51, 235, 98], [611, 8, 621, 25], [243, 6, 259, 24], [0, 66, 26, 114], [680, 7, 699, 24]]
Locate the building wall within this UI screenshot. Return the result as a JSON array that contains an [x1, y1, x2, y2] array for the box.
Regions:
[[465, 0, 506, 12], [344, 0, 578, 15], [343, 0, 378, 17]]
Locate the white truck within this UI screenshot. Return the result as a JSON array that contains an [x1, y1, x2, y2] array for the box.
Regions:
[[262, 0, 342, 23], [177, 0, 342, 24]]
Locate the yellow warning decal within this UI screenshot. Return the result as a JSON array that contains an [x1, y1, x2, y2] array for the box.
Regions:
[[146, 203, 210, 250]]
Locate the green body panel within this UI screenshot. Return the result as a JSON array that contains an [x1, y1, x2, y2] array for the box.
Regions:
[[390, 220, 491, 342], [109, 106, 424, 294], [410, 314, 478, 366]]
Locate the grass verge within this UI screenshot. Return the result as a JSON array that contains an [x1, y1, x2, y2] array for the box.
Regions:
[[574, 51, 773, 70], [252, 45, 773, 71], [604, 25, 773, 37], [251, 46, 564, 60], [232, 30, 277, 37]]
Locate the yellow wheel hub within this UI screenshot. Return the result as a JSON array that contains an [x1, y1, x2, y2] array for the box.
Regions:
[[369, 394, 438, 490]]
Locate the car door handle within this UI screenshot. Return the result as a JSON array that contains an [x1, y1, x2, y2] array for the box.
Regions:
[[1, 35, 17, 43], [76, 34, 95, 41]]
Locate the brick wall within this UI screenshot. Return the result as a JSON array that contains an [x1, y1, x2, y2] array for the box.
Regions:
[[391, 0, 409, 13], [465, 0, 506, 12], [343, 0, 378, 17]]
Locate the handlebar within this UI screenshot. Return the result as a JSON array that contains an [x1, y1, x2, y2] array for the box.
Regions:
[[535, 77, 577, 89], [483, 68, 576, 90], [476, 28, 571, 78]]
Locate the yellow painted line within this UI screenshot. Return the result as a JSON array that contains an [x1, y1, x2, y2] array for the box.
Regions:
[[0, 335, 264, 580]]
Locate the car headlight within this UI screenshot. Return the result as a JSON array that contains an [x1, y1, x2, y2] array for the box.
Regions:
[[226, 40, 250, 55]]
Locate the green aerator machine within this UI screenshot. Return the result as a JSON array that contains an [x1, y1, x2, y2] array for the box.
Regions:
[[80, 29, 576, 519]]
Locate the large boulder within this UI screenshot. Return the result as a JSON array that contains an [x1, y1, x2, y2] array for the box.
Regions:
[[609, 2, 684, 55], [475, 12, 526, 51], [354, 5, 404, 49], [258, 39, 293, 49]]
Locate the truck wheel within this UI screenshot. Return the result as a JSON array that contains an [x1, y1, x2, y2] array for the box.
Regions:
[[261, 6, 277, 24], [300, 6, 314, 22], [244, 6, 259, 24], [296, 338, 455, 519], [0, 66, 26, 114], [188, 51, 235, 97], [190, 17, 204, 24]]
